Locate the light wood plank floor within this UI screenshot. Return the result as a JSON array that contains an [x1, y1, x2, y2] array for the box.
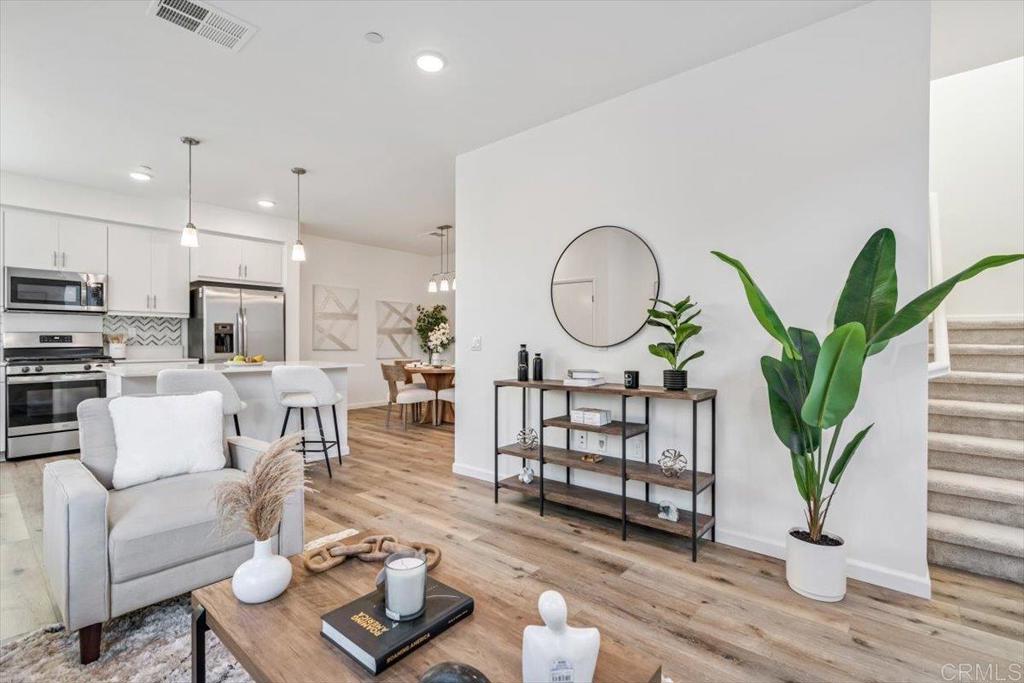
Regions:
[[2, 407, 1022, 681]]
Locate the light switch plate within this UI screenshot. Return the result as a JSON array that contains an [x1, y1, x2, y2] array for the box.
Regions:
[[629, 438, 645, 459], [471, 336, 482, 351], [573, 431, 587, 451]]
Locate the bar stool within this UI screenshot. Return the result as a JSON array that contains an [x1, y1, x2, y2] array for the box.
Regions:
[[272, 365, 343, 477], [156, 369, 247, 436]]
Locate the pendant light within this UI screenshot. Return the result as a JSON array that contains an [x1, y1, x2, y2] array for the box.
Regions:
[[427, 225, 455, 293], [180, 137, 200, 248], [291, 167, 307, 262], [438, 225, 450, 292]]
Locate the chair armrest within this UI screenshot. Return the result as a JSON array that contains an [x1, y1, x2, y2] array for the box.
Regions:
[[226, 437, 305, 556], [43, 460, 110, 632]]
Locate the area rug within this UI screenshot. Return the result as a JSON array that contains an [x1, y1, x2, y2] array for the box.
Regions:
[[0, 529, 359, 682]]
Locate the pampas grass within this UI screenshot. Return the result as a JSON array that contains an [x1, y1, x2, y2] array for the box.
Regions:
[[216, 434, 308, 541]]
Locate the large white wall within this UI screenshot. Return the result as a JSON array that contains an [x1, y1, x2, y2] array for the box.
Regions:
[[0, 171, 303, 359], [455, 1, 931, 596], [930, 57, 1024, 318], [298, 233, 454, 408]]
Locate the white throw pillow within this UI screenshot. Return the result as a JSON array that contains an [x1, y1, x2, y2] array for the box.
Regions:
[[109, 391, 226, 490]]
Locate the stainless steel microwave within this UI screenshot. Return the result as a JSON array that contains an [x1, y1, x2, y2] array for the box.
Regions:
[[5, 267, 107, 314]]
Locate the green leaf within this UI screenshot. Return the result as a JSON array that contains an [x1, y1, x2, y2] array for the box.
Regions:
[[828, 424, 874, 484], [673, 297, 694, 314], [646, 308, 675, 322], [648, 343, 676, 367], [762, 356, 818, 454], [677, 350, 704, 369], [868, 254, 1024, 352], [646, 318, 674, 335], [674, 323, 702, 346], [712, 251, 799, 359], [834, 228, 897, 350], [801, 322, 866, 429], [680, 309, 701, 325], [787, 327, 820, 389], [790, 452, 811, 501]]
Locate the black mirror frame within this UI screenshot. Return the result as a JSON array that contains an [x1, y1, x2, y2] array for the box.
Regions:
[[550, 225, 660, 348]]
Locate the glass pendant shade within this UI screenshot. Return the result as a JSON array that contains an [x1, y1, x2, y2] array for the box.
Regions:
[[291, 241, 307, 262], [180, 223, 199, 248], [428, 279, 438, 293], [452, 277, 456, 291], [439, 276, 450, 292]]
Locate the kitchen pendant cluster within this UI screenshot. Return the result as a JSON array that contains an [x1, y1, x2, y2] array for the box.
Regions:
[[427, 225, 455, 293], [177, 135, 308, 263]]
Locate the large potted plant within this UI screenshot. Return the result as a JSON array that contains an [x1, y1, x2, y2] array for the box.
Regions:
[[646, 297, 703, 390], [713, 229, 1021, 602]]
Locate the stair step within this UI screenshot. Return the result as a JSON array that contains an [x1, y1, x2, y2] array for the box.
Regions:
[[928, 399, 1024, 439], [947, 343, 1024, 356], [939, 344, 1024, 373], [928, 540, 1024, 583], [927, 512, 1024, 557], [929, 491, 1024, 527], [929, 371, 1024, 403], [948, 318, 1024, 330], [927, 432, 1024, 461], [927, 469, 1024, 505], [932, 318, 1024, 344], [931, 370, 1024, 387]]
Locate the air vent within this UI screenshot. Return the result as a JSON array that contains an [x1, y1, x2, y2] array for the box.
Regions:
[[148, 0, 256, 52]]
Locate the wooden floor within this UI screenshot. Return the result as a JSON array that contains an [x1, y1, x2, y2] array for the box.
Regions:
[[2, 406, 1022, 680]]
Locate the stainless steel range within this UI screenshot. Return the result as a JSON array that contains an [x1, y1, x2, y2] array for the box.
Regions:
[[4, 332, 111, 459]]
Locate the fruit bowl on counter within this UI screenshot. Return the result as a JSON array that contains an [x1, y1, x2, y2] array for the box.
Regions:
[[225, 354, 266, 366]]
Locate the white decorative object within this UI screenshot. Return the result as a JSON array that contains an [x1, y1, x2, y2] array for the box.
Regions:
[[313, 285, 359, 351], [522, 591, 600, 683], [516, 428, 539, 450], [108, 391, 225, 489], [785, 528, 846, 602], [232, 538, 293, 604], [519, 464, 535, 484], [383, 553, 427, 621], [426, 322, 453, 364], [376, 300, 415, 359], [108, 342, 127, 359], [657, 449, 688, 478], [657, 501, 679, 522], [430, 351, 443, 367]]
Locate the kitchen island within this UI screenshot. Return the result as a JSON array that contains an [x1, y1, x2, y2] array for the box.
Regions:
[[103, 361, 362, 461]]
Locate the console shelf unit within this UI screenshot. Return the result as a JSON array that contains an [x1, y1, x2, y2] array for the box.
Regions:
[[493, 379, 717, 561]]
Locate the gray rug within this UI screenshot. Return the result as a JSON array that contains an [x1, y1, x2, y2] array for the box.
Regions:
[[0, 596, 251, 683]]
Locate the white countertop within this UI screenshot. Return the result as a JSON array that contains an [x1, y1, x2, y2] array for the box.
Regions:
[[103, 360, 362, 378], [112, 358, 199, 365]]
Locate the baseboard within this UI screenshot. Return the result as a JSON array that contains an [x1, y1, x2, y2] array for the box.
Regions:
[[348, 400, 390, 409], [452, 461, 494, 481]]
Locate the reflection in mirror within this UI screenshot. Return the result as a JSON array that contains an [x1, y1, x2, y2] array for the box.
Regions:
[[551, 226, 659, 347]]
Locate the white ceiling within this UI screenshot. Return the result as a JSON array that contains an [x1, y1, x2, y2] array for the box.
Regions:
[[931, 0, 1024, 79]]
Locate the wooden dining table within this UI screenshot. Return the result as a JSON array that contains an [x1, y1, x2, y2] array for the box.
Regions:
[[404, 364, 455, 424]]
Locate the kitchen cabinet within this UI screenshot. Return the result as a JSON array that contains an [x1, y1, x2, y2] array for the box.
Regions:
[[2, 209, 106, 272], [108, 224, 189, 316], [190, 233, 283, 285]]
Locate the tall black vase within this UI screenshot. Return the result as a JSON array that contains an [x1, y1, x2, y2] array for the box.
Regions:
[[663, 369, 688, 390]]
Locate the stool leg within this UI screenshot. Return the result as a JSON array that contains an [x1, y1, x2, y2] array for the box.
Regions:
[[401, 404, 407, 431], [331, 404, 342, 465], [385, 402, 393, 428], [233, 414, 241, 437], [314, 407, 332, 478], [279, 407, 291, 438], [299, 409, 307, 453]]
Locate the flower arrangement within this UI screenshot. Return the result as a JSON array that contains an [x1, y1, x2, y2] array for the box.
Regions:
[[415, 304, 452, 353], [427, 322, 454, 353]]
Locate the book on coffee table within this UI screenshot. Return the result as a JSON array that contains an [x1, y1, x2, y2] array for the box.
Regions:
[[321, 576, 474, 675]]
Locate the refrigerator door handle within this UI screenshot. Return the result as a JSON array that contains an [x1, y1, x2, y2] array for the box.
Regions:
[[235, 311, 243, 358], [241, 308, 248, 357]]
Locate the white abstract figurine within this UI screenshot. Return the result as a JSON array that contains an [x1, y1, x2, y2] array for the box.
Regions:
[[522, 590, 600, 683]]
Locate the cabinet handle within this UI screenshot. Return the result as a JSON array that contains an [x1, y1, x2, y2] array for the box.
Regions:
[[62, 252, 67, 268], [244, 264, 248, 278], [238, 264, 242, 278], [52, 251, 57, 267], [146, 294, 150, 309], [153, 294, 157, 309]]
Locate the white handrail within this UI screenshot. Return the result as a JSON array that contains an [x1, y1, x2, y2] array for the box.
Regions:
[[928, 192, 951, 379]]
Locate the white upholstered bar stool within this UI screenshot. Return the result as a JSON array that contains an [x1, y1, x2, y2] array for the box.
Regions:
[[435, 386, 455, 426], [271, 365, 343, 477], [156, 369, 247, 436]]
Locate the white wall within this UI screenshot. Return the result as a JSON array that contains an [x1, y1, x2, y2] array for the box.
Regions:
[[298, 233, 454, 408], [930, 57, 1024, 318], [0, 171, 302, 358], [455, 1, 931, 596]]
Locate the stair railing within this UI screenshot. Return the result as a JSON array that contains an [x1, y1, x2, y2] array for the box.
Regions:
[[929, 192, 952, 379]]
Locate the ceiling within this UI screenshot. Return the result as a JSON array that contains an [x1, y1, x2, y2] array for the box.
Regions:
[[931, 0, 1024, 79]]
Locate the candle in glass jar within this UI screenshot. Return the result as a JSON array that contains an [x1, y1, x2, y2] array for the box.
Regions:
[[384, 554, 426, 620]]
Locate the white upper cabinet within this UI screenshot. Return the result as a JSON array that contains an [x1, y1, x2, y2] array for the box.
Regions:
[[190, 232, 282, 285], [2, 209, 106, 273], [107, 224, 189, 317]]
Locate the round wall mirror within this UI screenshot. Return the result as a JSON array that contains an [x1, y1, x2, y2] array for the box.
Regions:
[[550, 226, 660, 347]]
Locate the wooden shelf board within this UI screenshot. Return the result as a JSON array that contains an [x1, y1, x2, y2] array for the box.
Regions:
[[495, 379, 716, 402], [498, 444, 715, 494], [542, 415, 648, 438], [499, 476, 715, 539]]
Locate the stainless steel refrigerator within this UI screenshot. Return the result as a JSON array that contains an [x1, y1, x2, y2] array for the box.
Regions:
[[188, 284, 285, 363]]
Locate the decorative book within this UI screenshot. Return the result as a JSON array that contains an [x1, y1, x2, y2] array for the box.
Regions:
[[567, 369, 602, 379], [321, 577, 474, 675], [563, 377, 607, 388]]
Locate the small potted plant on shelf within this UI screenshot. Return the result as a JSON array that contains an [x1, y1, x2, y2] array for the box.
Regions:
[[713, 228, 1021, 602], [646, 297, 703, 390]]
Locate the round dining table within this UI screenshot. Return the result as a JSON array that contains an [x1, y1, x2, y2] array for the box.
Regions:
[[403, 364, 455, 424]]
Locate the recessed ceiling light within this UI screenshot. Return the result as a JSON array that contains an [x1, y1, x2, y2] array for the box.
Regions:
[[416, 52, 445, 73], [364, 31, 384, 44], [129, 166, 153, 182], [257, 199, 276, 208]]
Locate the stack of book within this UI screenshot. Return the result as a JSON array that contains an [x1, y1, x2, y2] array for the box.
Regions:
[[564, 369, 606, 387], [570, 407, 612, 426]]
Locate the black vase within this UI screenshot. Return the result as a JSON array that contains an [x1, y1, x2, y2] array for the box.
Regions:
[[532, 353, 544, 381], [663, 369, 688, 390]]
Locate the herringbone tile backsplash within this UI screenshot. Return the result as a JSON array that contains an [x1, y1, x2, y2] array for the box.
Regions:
[[103, 316, 183, 346]]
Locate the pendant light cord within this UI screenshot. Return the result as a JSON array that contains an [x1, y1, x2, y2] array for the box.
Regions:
[[296, 170, 301, 227], [187, 143, 192, 224]]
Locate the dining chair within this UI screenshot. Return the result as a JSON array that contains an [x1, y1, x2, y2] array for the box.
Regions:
[[393, 359, 427, 388], [436, 385, 455, 426], [381, 364, 435, 429]]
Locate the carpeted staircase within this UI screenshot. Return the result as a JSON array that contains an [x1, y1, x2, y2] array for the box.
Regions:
[[928, 318, 1024, 583]]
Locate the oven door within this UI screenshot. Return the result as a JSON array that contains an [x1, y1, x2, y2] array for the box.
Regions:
[[6, 373, 106, 457], [5, 268, 105, 313]]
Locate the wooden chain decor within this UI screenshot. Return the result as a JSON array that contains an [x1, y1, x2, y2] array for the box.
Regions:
[[303, 535, 442, 574]]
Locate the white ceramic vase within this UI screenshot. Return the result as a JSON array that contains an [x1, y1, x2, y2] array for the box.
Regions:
[[785, 527, 846, 602], [430, 352, 443, 367], [232, 539, 292, 604]]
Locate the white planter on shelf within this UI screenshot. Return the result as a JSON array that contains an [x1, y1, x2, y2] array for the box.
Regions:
[[232, 538, 292, 604], [785, 528, 846, 602]]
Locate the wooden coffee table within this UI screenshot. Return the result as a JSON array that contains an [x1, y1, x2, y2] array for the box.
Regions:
[[191, 531, 659, 682]]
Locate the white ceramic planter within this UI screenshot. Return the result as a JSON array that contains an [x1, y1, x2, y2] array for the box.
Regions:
[[785, 528, 847, 602], [232, 539, 292, 604]]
